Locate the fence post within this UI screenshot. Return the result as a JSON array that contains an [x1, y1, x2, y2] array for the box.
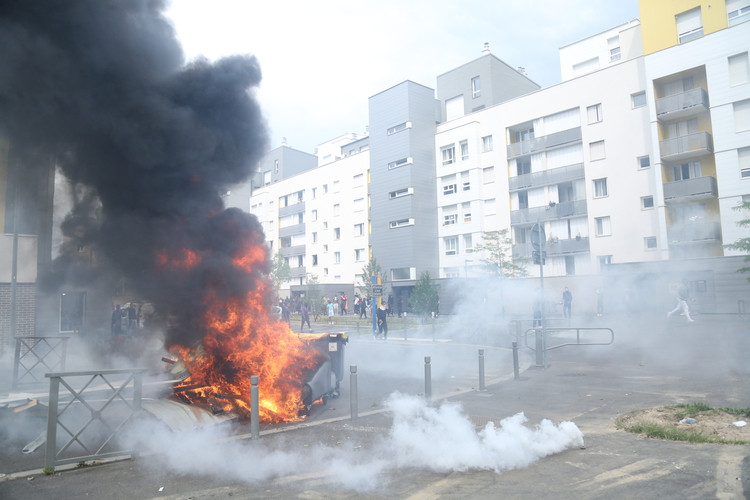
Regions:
[[424, 356, 432, 403], [350, 365, 358, 420], [478, 349, 486, 391], [512, 341, 520, 380], [250, 375, 259, 440], [45, 375, 60, 470]]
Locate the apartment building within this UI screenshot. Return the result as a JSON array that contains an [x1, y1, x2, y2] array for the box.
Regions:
[[245, 0, 750, 314]]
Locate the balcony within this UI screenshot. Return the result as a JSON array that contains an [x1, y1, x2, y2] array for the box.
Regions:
[[509, 163, 584, 192], [278, 200, 305, 218], [279, 223, 305, 237], [513, 236, 590, 258], [667, 221, 721, 245], [510, 200, 587, 225], [289, 266, 307, 278], [664, 175, 718, 202], [280, 244, 306, 257], [656, 88, 709, 121], [660, 131, 713, 162], [506, 128, 582, 159]]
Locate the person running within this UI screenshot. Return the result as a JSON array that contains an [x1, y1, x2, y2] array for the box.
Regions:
[[300, 302, 311, 332], [667, 280, 694, 322]]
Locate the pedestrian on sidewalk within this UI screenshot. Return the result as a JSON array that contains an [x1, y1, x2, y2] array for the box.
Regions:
[[562, 287, 573, 319], [667, 280, 694, 322], [377, 303, 388, 339], [300, 302, 311, 331], [326, 300, 335, 325]]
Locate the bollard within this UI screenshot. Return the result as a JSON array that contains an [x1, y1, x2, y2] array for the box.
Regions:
[[478, 349, 486, 391], [350, 365, 358, 420], [535, 329, 545, 367], [431, 312, 436, 342], [424, 356, 432, 403], [512, 341, 520, 380], [250, 375, 260, 440]]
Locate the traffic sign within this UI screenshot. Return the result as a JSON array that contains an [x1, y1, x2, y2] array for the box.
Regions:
[[372, 285, 384, 297], [530, 223, 545, 251]]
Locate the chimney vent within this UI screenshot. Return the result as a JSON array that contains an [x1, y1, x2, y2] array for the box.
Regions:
[[482, 42, 490, 55]]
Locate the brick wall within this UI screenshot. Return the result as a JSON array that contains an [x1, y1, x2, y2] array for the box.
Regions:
[[0, 283, 36, 355]]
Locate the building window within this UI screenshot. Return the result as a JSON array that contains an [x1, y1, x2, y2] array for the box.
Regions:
[[333, 203, 340, 216], [484, 198, 496, 215], [565, 255, 576, 275], [323, 221, 328, 229], [462, 172, 470, 191], [460, 140, 469, 161], [443, 213, 457, 226], [735, 99, 750, 132], [444, 237, 458, 256], [390, 218, 415, 228], [334, 251, 341, 264], [354, 223, 364, 236], [353, 198, 364, 211], [587, 103, 603, 124], [590, 140, 606, 161], [464, 234, 473, 253], [483, 166, 495, 183], [323, 244, 328, 252], [631, 91, 646, 108], [274, 159, 279, 173], [391, 267, 413, 281], [311, 209, 318, 221], [445, 268, 460, 278], [641, 195, 655, 209], [739, 147, 750, 178], [263, 170, 271, 186], [353, 173, 364, 187], [729, 52, 750, 86], [593, 178, 608, 197], [441, 145, 455, 165], [333, 180, 340, 193], [598, 255, 612, 266], [388, 157, 412, 169], [638, 155, 651, 169], [355, 248, 365, 261], [387, 122, 410, 135], [443, 183, 457, 195], [608, 36, 621, 62], [644, 236, 657, 249], [676, 7, 703, 43], [728, 0, 750, 25], [481, 135, 493, 152], [471, 76, 481, 98], [595, 216, 611, 236], [389, 187, 413, 199], [312, 232, 317, 243], [334, 227, 340, 240], [312, 254, 318, 266], [673, 161, 702, 181], [323, 184, 328, 193]]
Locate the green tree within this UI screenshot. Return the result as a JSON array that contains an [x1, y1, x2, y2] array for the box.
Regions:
[[357, 257, 384, 298], [269, 250, 291, 291], [724, 201, 750, 282], [474, 229, 528, 278], [409, 271, 439, 317]]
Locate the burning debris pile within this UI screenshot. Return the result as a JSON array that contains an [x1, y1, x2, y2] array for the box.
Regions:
[[1, 1, 324, 422]]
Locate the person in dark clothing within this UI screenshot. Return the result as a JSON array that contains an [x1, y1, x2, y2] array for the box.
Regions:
[[300, 302, 311, 331], [562, 287, 573, 319], [359, 296, 368, 319], [111, 305, 122, 336], [376, 304, 388, 339]]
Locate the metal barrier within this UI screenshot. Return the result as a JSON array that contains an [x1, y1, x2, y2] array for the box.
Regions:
[[13, 336, 70, 390], [522, 327, 614, 352], [45, 368, 145, 470]]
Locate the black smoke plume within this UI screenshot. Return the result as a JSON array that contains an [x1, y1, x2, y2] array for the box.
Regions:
[[0, 0, 270, 346]]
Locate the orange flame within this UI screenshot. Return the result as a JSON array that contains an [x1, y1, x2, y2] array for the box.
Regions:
[[170, 244, 324, 423], [157, 248, 202, 269]]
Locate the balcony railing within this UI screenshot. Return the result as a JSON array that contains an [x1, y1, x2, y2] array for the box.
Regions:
[[513, 236, 590, 258], [509, 163, 585, 192], [278, 200, 305, 218], [510, 199, 588, 225], [660, 131, 713, 162], [667, 221, 721, 245], [664, 175, 718, 201], [279, 223, 305, 237], [280, 244, 306, 257], [289, 266, 307, 278], [506, 127, 582, 158], [656, 88, 709, 120]]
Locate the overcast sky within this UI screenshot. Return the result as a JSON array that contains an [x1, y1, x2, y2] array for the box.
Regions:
[[166, 0, 640, 155]]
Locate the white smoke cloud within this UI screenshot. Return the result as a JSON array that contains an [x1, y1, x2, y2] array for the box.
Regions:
[[125, 392, 583, 493]]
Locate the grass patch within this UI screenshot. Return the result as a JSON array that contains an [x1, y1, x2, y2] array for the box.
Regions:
[[617, 403, 750, 445]]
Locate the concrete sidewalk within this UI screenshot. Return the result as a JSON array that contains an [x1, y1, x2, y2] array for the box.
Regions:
[[1, 314, 748, 499]]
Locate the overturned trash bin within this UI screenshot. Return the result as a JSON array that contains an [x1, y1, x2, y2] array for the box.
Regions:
[[299, 332, 348, 412]]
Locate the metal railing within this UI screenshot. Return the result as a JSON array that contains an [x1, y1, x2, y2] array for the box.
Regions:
[[13, 336, 70, 390], [522, 326, 614, 352], [45, 368, 145, 470]]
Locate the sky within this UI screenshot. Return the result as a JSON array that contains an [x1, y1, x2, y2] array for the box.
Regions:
[[166, 0, 641, 155]]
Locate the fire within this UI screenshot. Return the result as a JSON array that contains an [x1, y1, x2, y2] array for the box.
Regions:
[[156, 248, 203, 269], [168, 243, 324, 423]]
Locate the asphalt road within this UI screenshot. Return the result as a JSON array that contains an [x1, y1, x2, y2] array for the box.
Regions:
[[1, 313, 748, 499]]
